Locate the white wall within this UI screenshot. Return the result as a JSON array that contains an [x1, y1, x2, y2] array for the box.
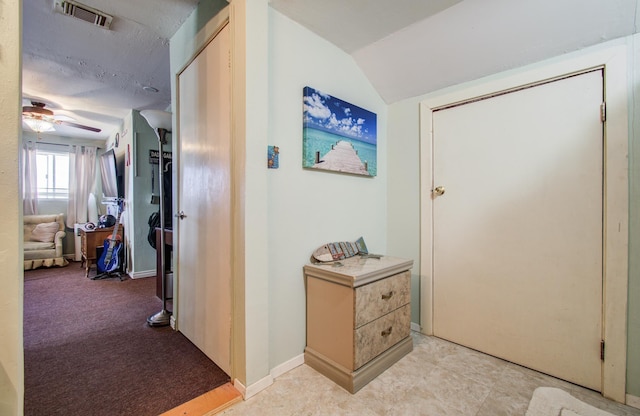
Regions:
[[129, 111, 160, 275], [627, 33, 640, 400], [242, 0, 271, 387], [115, 111, 165, 276], [387, 101, 422, 323], [267, 8, 388, 368], [0, 0, 22, 413]]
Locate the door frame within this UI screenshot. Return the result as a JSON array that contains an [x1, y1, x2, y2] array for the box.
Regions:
[[419, 45, 629, 401]]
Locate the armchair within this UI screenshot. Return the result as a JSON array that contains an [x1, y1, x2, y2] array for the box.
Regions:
[[24, 213, 68, 270]]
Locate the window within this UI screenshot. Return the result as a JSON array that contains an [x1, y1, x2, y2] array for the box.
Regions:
[[36, 151, 69, 199]]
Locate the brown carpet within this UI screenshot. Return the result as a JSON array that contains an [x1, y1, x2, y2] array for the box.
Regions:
[[24, 263, 230, 416]]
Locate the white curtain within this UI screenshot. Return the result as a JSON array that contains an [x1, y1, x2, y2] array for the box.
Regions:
[[67, 145, 97, 227], [22, 141, 38, 215]]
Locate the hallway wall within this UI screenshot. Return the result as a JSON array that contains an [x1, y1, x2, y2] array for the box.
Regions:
[[266, 7, 388, 369]]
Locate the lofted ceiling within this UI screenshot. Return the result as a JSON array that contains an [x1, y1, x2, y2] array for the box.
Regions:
[[269, 0, 464, 54], [273, 0, 639, 103], [22, 0, 639, 141]]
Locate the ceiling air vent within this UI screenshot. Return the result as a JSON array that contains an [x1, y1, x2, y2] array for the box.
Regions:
[[54, 0, 113, 29]]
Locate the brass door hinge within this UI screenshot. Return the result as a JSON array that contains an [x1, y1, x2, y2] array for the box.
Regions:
[[600, 102, 606, 123], [600, 340, 605, 361]]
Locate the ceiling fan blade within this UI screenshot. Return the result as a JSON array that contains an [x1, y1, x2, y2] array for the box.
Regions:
[[51, 114, 75, 122], [57, 120, 101, 133]]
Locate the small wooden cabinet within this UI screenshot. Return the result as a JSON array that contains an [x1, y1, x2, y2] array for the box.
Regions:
[[304, 255, 413, 393], [80, 226, 124, 278]]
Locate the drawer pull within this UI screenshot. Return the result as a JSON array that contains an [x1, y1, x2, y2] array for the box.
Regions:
[[381, 326, 393, 337], [381, 291, 394, 300]]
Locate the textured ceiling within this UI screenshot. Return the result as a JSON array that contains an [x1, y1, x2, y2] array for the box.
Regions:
[[22, 0, 199, 140], [22, 0, 640, 140]]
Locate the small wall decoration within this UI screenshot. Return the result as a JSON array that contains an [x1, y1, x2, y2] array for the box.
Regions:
[[268, 145, 280, 169], [303, 86, 377, 177]]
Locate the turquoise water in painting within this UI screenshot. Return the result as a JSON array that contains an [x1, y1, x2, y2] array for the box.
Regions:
[[303, 127, 377, 176]]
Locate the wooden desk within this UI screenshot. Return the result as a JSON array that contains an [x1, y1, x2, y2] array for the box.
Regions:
[[80, 226, 124, 278], [155, 228, 173, 299]]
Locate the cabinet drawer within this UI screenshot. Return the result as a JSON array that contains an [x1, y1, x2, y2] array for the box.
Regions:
[[354, 304, 410, 369], [354, 270, 410, 328]]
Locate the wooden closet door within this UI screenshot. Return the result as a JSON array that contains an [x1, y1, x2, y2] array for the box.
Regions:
[[176, 24, 232, 374]]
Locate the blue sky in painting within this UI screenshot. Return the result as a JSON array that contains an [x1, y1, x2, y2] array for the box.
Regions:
[[303, 86, 377, 145]]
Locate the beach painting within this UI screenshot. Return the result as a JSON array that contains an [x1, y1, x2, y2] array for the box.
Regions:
[[303, 86, 377, 177]]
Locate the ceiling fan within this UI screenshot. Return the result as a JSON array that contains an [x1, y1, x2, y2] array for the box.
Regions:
[[22, 101, 101, 133]]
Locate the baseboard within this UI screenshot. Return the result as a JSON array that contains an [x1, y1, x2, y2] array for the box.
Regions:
[[232, 379, 246, 398], [305, 337, 412, 393], [271, 353, 304, 379], [129, 270, 156, 279], [235, 353, 305, 400], [411, 322, 421, 332], [627, 394, 640, 409], [236, 374, 273, 400]]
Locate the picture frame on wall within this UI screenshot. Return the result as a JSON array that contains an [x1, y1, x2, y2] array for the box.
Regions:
[[302, 86, 377, 177]]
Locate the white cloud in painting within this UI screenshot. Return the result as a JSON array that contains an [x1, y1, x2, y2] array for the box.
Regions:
[[304, 93, 331, 119], [327, 113, 340, 129], [303, 86, 376, 145]]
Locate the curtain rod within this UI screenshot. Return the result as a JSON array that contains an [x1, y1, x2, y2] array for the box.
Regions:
[[32, 140, 102, 149]]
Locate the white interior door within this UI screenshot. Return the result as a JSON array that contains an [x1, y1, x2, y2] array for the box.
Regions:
[[432, 70, 603, 390], [176, 24, 232, 374]]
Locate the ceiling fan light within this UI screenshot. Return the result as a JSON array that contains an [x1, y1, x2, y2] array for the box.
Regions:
[[24, 118, 55, 133]]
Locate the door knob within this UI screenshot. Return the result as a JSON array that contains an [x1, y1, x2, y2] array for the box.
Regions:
[[176, 211, 187, 220], [433, 186, 446, 196]]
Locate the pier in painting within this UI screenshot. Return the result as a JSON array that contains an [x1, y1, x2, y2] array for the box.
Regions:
[[312, 140, 369, 176]]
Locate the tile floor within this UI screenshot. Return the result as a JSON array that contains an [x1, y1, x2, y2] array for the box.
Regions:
[[220, 331, 640, 416]]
